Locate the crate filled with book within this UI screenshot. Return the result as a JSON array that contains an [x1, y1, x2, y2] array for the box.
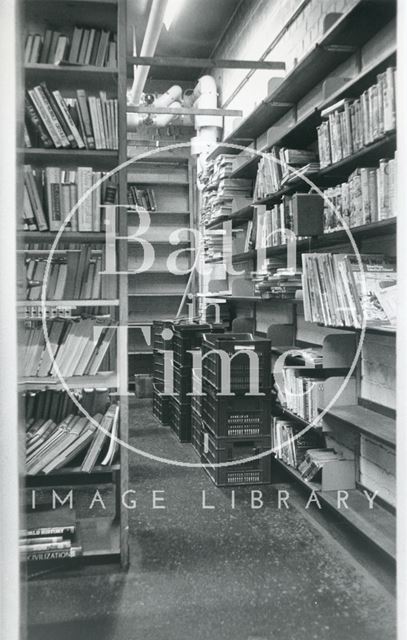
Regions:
[[196, 0, 396, 559], [19, 0, 129, 567]]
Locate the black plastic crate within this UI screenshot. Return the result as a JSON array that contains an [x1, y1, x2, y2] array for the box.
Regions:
[[191, 408, 202, 456], [191, 368, 202, 415], [173, 363, 192, 399], [152, 384, 171, 426], [169, 396, 192, 443], [153, 320, 174, 351], [201, 333, 271, 393], [201, 429, 272, 487], [172, 323, 211, 369], [201, 385, 271, 438]]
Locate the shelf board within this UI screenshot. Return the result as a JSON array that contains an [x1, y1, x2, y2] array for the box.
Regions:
[[19, 372, 117, 390], [21, 148, 118, 166], [231, 155, 260, 179], [319, 323, 396, 335], [128, 293, 183, 297], [127, 210, 190, 215], [128, 350, 153, 355], [20, 231, 107, 243], [224, 0, 396, 145], [205, 204, 254, 230], [26, 464, 120, 481], [323, 404, 395, 447], [274, 457, 395, 560], [19, 299, 119, 307], [265, 218, 397, 257], [24, 63, 118, 81]]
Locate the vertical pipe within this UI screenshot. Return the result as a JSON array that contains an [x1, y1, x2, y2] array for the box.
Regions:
[[129, 0, 168, 105]]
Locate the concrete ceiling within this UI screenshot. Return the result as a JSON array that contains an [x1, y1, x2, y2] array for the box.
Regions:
[[127, 0, 242, 81]]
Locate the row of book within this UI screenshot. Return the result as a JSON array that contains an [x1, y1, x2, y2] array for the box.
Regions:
[[254, 201, 294, 249], [254, 147, 318, 200], [23, 164, 117, 232], [323, 157, 397, 232], [272, 418, 323, 469], [23, 318, 117, 378], [25, 387, 111, 424], [24, 27, 117, 68], [21, 508, 82, 561], [25, 246, 116, 301], [317, 67, 396, 168], [25, 83, 118, 150], [203, 228, 233, 262], [127, 185, 157, 211], [280, 369, 324, 422], [26, 402, 119, 475], [302, 253, 397, 328]]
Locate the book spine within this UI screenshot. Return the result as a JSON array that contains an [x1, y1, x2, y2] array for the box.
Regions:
[[25, 95, 53, 148], [21, 525, 75, 537], [40, 83, 75, 148], [76, 90, 95, 149], [52, 91, 85, 149], [25, 547, 81, 561], [28, 87, 63, 148]]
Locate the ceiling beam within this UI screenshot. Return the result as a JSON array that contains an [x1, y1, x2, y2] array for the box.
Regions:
[[127, 105, 243, 117], [127, 55, 286, 70]]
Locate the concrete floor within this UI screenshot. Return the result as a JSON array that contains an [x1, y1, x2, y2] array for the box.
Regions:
[[26, 400, 396, 640]]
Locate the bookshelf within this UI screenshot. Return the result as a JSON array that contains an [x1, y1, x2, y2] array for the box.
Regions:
[[126, 154, 195, 390], [19, 0, 129, 567], [198, 0, 397, 558]]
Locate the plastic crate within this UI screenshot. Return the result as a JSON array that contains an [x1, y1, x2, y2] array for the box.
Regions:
[[173, 363, 192, 400], [172, 323, 211, 369], [191, 368, 202, 415], [152, 384, 171, 426], [191, 408, 202, 456], [169, 396, 192, 443], [201, 385, 271, 438], [201, 428, 272, 487], [201, 333, 271, 393], [153, 352, 164, 386], [153, 320, 174, 351]]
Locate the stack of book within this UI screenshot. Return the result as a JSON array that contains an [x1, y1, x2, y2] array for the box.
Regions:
[[23, 165, 117, 232], [25, 245, 114, 301], [317, 66, 396, 168], [26, 402, 120, 474], [199, 156, 252, 226], [322, 156, 397, 232], [302, 253, 397, 328], [298, 449, 347, 482], [20, 508, 82, 561], [127, 185, 157, 211], [25, 83, 118, 150], [23, 318, 117, 377], [24, 27, 117, 67], [253, 267, 303, 300], [25, 387, 111, 424], [254, 147, 318, 200], [272, 418, 323, 468], [203, 228, 233, 262]]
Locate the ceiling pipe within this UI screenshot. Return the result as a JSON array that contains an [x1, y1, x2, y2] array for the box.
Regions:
[[128, 0, 169, 106]]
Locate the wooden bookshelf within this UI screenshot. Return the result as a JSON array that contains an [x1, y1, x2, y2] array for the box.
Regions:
[[197, 0, 398, 554], [20, 0, 129, 568]]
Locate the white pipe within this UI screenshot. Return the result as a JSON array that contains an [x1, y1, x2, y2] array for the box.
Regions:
[[153, 100, 182, 127], [129, 0, 168, 105]]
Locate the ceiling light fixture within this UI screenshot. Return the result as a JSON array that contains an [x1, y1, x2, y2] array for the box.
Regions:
[[163, 0, 185, 30]]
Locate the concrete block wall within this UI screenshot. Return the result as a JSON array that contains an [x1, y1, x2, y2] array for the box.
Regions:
[[212, 0, 358, 137]]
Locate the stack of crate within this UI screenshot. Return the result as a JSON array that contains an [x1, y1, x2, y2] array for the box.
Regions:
[[169, 323, 211, 442], [200, 333, 272, 486], [152, 320, 174, 426]]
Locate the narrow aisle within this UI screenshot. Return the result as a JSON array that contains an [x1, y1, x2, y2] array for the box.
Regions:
[[28, 400, 396, 640]]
